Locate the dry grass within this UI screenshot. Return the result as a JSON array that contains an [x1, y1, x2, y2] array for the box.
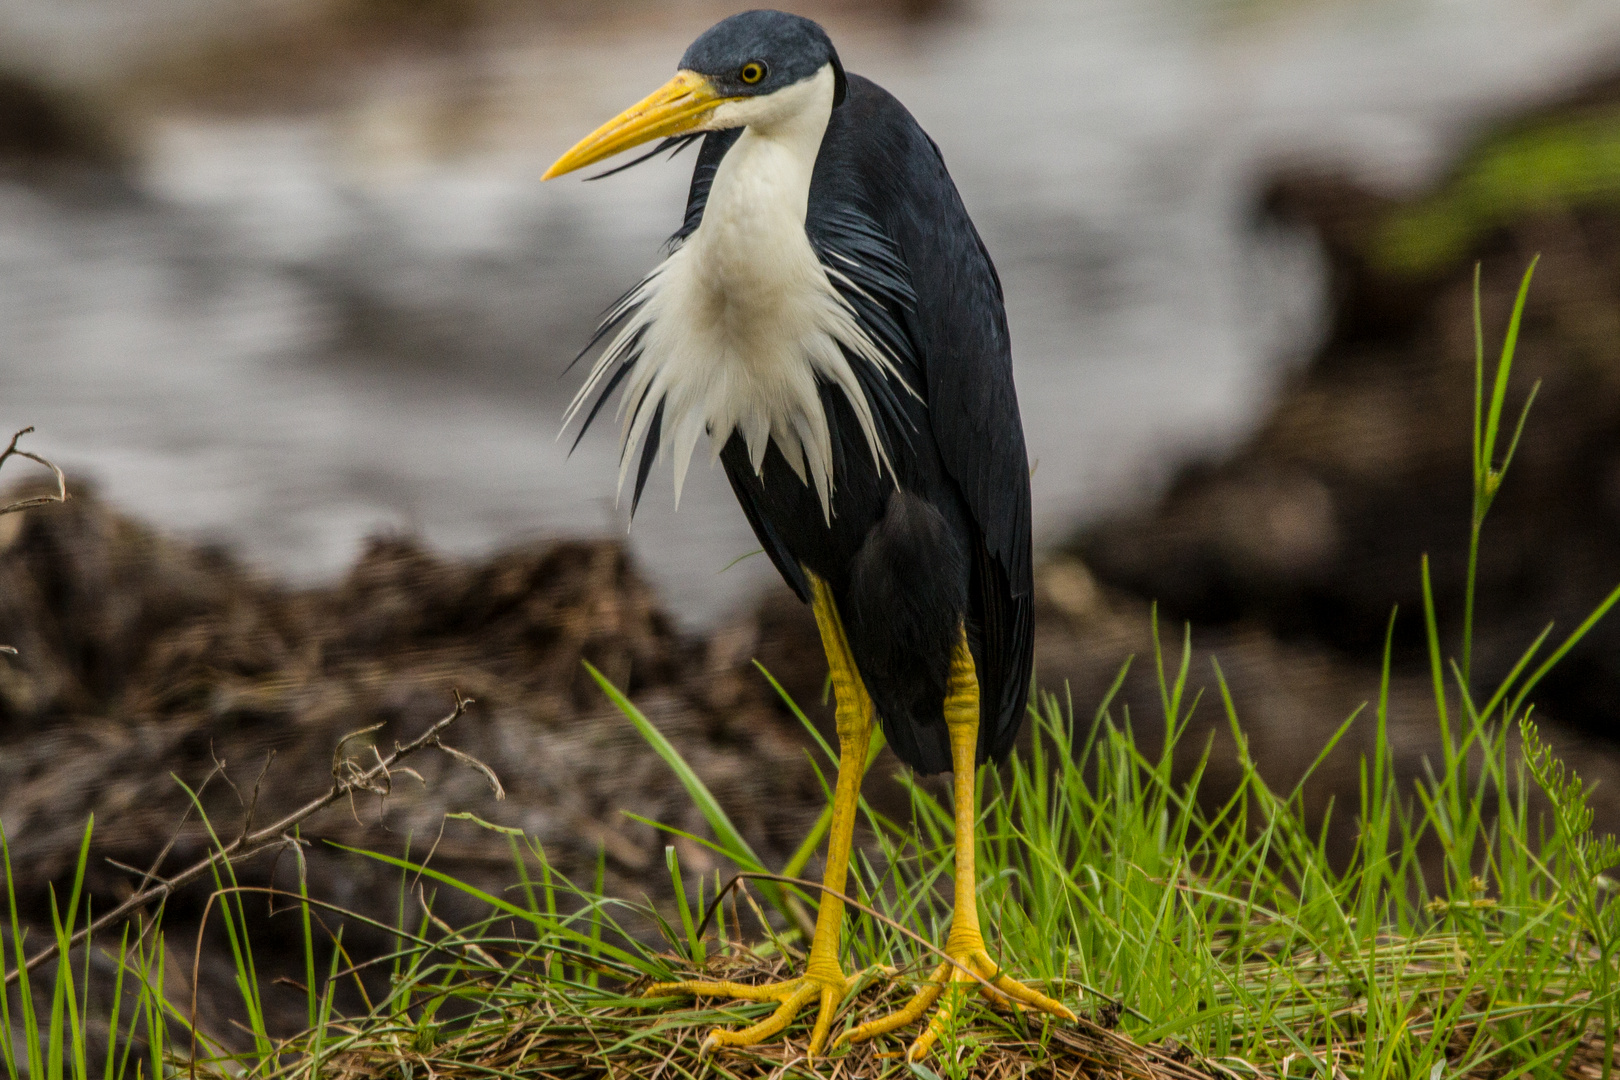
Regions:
[[272, 951, 1222, 1080], [223, 937, 1620, 1080]]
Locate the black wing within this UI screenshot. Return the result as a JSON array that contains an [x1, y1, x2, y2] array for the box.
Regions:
[[818, 76, 1034, 761], [683, 88, 1033, 762]]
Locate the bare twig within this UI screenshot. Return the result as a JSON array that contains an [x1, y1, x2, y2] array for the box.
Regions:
[[0, 426, 67, 516], [211, 743, 244, 806], [437, 743, 506, 800], [0, 427, 67, 655], [127, 759, 225, 896], [238, 752, 277, 844], [4, 691, 481, 986]]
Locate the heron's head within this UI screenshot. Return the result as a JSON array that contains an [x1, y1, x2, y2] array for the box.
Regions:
[[542, 10, 845, 180]]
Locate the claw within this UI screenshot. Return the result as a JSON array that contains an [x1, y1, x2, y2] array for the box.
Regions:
[[840, 945, 1074, 1061], [651, 974, 848, 1057]]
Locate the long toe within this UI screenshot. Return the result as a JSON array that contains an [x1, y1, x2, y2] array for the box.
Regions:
[[838, 961, 949, 1047], [653, 971, 853, 1058], [842, 952, 1073, 1060], [808, 982, 842, 1056], [989, 972, 1077, 1021], [646, 978, 801, 1003], [962, 951, 1075, 1021], [907, 972, 976, 1062], [702, 983, 819, 1054]]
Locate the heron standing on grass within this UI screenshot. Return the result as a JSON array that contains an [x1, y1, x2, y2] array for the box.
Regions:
[[544, 9, 1075, 1061]]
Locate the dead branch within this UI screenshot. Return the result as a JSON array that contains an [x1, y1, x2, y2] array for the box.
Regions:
[[0, 427, 67, 656], [0, 426, 67, 516], [5, 691, 483, 985]]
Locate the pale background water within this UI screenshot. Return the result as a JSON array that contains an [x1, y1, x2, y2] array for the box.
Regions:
[[1, 0, 1619, 626]]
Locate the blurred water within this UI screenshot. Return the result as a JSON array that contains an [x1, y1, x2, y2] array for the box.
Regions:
[[3, 0, 1620, 627]]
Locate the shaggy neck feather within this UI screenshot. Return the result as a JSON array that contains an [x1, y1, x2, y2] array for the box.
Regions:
[[566, 64, 897, 521]]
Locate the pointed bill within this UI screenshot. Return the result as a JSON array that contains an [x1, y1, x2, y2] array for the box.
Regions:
[[543, 71, 737, 180]]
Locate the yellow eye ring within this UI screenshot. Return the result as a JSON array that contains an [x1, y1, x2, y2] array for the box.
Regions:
[[740, 62, 765, 85]]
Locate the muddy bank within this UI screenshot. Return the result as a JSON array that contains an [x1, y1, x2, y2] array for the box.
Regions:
[[0, 486, 837, 1039]]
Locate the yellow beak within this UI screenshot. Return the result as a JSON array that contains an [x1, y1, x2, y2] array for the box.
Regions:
[[543, 71, 739, 180]]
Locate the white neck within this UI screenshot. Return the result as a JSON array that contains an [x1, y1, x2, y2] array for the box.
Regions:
[[702, 64, 836, 227], [566, 62, 902, 521]]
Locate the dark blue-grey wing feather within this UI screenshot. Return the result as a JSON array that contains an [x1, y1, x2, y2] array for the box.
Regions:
[[807, 202, 920, 463], [631, 398, 665, 516], [584, 132, 702, 182], [827, 76, 1034, 762]]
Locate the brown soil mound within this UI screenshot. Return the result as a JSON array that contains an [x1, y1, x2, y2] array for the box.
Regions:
[[8, 484, 1620, 1053], [0, 486, 837, 1037], [1, 481, 1524, 1049]]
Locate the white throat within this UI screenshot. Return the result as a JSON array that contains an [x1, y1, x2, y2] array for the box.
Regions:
[[565, 63, 900, 521]]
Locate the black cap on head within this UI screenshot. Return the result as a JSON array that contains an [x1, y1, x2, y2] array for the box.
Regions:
[[679, 10, 847, 107]]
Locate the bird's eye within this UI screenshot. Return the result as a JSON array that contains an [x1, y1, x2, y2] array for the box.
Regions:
[[739, 61, 766, 85]]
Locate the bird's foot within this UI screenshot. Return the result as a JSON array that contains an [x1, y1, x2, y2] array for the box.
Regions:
[[836, 933, 1075, 1061], [645, 962, 881, 1058]]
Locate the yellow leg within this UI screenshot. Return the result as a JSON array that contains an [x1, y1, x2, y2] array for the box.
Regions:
[[838, 631, 1076, 1061], [645, 572, 872, 1058]]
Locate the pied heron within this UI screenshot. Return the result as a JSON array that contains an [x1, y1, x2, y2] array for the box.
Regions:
[[544, 9, 1074, 1061]]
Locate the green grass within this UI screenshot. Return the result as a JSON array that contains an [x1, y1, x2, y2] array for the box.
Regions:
[[6, 260, 1620, 1079]]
